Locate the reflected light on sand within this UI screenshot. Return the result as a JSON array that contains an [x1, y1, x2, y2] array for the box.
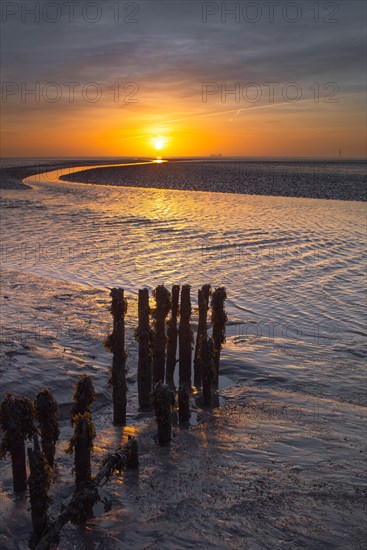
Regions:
[[121, 425, 137, 444]]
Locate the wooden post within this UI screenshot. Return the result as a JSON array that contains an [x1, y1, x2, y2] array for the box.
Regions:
[[178, 386, 190, 423], [125, 436, 139, 469], [28, 436, 52, 549], [193, 284, 211, 388], [179, 285, 193, 389], [35, 389, 60, 468], [109, 288, 128, 425], [200, 336, 215, 406], [66, 412, 96, 489], [151, 383, 174, 445], [166, 284, 180, 389], [35, 485, 99, 550], [152, 285, 171, 384], [136, 288, 152, 410], [34, 437, 138, 550], [70, 374, 95, 422], [211, 287, 227, 389], [0, 393, 36, 492]]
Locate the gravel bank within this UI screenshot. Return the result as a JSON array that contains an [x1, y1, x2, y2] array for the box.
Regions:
[[60, 160, 367, 201]]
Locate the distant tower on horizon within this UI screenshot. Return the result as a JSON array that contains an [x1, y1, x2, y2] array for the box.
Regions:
[[338, 149, 342, 160]]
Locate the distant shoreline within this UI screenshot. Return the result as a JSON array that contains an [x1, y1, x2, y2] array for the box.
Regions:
[[59, 160, 366, 202], [1, 156, 366, 162], [0, 159, 141, 190], [1, 159, 366, 201]]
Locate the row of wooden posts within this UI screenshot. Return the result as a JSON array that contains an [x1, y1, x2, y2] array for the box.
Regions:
[[0, 283, 227, 548], [109, 284, 227, 425], [0, 380, 138, 549]]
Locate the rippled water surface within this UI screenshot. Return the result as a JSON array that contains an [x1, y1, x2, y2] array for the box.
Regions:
[[1, 163, 366, 404]]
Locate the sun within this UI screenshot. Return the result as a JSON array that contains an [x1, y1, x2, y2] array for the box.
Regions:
[[152, 135, 166, 151]]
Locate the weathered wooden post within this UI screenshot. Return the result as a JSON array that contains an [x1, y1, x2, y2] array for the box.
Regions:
[[109, 288, 128, 425], [28, 436, 52, 549], [66, 412, 96, 488], [166, 284, 180, 389], [178, 386, 190, 423], [125, 436, 139, 469], [152, 285, 171, 384], [35, 389, 60, 468], [193, 284, 211, 388], [70, 374, 95, 421], [35, 437, 139, 550], [35, 485, 99, 550], [200, 336, 215, 406], [179, 285, 193, 389], [151, 383, 174, 445], [0, 393, 36, 492], [211, 287, 227, 389], [68, 376, 96, 488], [136, 288, 153, 410]]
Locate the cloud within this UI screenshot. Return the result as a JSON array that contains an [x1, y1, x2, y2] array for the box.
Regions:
[[1, 0, 365, 156], [2, 1, 365, 90]]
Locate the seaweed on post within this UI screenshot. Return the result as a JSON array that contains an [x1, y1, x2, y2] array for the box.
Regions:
[[152, 285, 171, 384], [151, 383, 174, 445], [210, 287, 227, 389], [0, 393, 36, 492], [166, 284, 180, 389], [66, 412, 96, 489], [179, 285, 193, 389], [35, 484, 100, 550], [70, 374, 95, 422], [108, 288, 128, 425], [35, 388, 60, 468], [193, 284, 211, 388], [94, 436, 139, 483], [34, 437, 138, 550], [135, 288, 153, 410], [28, 436, 52, 549]]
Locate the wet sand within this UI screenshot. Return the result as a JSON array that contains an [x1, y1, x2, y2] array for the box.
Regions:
[[0, 159, 144, 191], [0, 268, 366, 549]]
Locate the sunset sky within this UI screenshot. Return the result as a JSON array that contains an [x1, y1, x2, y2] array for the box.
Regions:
[[1, 0, 366, 158]]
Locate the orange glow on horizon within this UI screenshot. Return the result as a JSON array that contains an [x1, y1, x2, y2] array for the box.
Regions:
[[1, 99, 365, 158]]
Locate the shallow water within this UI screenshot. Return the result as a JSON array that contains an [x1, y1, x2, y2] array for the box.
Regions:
[[0, 163, 366, 548], [1, 164, 366, 405]]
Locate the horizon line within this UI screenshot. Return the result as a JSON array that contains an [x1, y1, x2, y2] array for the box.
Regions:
[[1, 155, 366, 162]]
